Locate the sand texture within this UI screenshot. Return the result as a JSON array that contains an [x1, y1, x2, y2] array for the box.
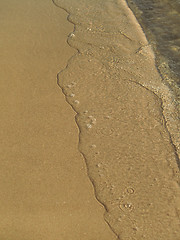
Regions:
[[0, 1, 116, 239], [1, 0, 180, 239]]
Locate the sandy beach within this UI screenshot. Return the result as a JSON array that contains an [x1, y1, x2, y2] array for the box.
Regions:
[[1, 0, 180, 239], [0, 1, 116, 239]]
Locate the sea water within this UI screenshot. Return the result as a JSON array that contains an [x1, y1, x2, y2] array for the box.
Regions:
[[126, 0, 180, 105]]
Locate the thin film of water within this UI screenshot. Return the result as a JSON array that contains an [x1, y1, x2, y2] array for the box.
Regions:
[[53, 0, 180, 239]]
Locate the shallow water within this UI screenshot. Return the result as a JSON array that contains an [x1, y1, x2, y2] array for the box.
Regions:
[[126, 0, 180, 101], [53, 0, 180, 239]]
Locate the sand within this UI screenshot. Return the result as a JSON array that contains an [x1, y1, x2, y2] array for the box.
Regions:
[[0, 0, 116, 239], [1, 0, 180, 239]]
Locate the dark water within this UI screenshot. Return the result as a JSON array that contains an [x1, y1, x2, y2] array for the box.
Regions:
[[126, 0, 180, 101]]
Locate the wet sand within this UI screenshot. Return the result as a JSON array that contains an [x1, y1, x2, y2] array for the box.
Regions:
[[0, 1, 116, 239], [53, 0, 180, 239]]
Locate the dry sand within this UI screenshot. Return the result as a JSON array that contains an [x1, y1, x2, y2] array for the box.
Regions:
[[0, 0, 116, 239]]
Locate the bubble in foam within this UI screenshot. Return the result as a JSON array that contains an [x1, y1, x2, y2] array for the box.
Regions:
[[99, 127, 114, 136], [127, 187, 135, 194], [91, 144, 96, 148], [119, 202, 134, 212], [86, 123, 92, 129], [97, 163, 102, 168], [71, 82, 76, 86], [92, 118, 96, 124], [88, 115, 96, 124], [104, 115, 111, 119], [69, 33, 75, 38], [132, 227, 139, 232], [74, 100, 80, 104]]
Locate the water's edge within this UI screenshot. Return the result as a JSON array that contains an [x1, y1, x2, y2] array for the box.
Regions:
[[52, 1, 119, 238], [126, 0, 180, 102], [52, 0, 180, 172], [50, 1, 118, 238]]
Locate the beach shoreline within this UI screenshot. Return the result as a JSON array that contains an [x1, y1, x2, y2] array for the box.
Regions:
[[53, 0, 180, 239], [0, 0, 180, 239]]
